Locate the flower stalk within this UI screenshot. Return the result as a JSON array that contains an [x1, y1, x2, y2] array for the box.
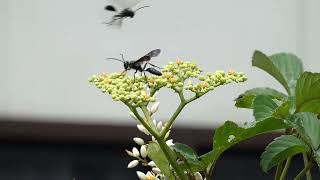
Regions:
[[279, 157, 292, 180]]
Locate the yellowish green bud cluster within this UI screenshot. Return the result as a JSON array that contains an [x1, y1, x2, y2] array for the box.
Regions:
[[147, 60, 201, 89], [185, 70, 247, 96], [88, 73, 156, 106], [88, 61, 247, 105]]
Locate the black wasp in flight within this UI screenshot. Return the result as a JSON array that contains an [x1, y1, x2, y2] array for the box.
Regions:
[[104, 0, 149, 27], [106, 49, 162, 78]]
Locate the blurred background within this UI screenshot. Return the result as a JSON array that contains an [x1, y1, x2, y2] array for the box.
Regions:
[[1, 0, 319, 179]]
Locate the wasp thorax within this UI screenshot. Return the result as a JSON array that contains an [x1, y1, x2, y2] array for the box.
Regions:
[[122, 9, 135, 18]]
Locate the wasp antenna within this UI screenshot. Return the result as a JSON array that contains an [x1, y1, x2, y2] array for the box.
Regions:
[[134, 6, 150, 12], [105, 58, 124, 62], [120, 53, 125, 61]]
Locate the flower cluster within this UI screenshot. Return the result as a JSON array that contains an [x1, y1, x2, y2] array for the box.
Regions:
[[185, 70, 247, 96], [146, 60, 202, 89], [89, 61, 247, 106], [89, 73, 156, 106]]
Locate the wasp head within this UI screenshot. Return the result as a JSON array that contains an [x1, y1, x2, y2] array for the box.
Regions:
[[123, 61, 130, 70]]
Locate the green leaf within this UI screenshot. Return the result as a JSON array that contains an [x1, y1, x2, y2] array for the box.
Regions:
[[315, 149, 320, 168], [253, 95, 279, 121], [292, 112, 320, 150], [147, 142, 175, 178], [260, 135, 310, 172], [172, 143, 205, 173], [173, 143, 198, 161], [273, 100, 291, 119], [235, 87, 287, 109], [252, 50, 303, 95], [200, 118, 288, 167], [296, 72, 320, 114]]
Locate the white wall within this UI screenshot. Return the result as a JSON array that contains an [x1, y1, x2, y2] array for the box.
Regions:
[[0, 0, 9, 115], [1, 0, 319, 127], [302, 0, 320, 71]]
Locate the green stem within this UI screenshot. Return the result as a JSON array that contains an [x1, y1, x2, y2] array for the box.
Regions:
[[140, 105, 158, 132], [160, 102, 186, 138], [279, 157, 292, 180], [129, 106, 160, 138], [294, 161, 313, 180], [160, 92, 199, 138], [302, 153, 312, 180], [205, 158, 218, 180], [274, 162, 283, 180], [131, 103, 187, 179], [157, 138, 188, 180]]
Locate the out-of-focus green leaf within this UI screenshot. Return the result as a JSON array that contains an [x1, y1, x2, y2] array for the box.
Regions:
[[147, 142, 175, 178], [273, 100, 291, 119], [296, 72, 320, 114], [315, 149, 320, 168], [260, 135, 310, 172], [253, 95, 279, 121], [252, 50, 303, 95], [291, 112, 320, 150], [173, 143, 198, 161], [173, 143, 205, 173], [235, 87, 287, 109], [200, 118, 288, 167]]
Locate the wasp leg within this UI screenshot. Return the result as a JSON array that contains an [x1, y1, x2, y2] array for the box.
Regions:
[[148, 63, 161, 69], [133, 69, 139, 82], [103, 17, 122, 25], [142, 62, 148, 70], [143, 71, 151, 88]]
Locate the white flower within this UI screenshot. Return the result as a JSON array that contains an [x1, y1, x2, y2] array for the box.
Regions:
[[137, 124, 150, 135], [127, 160, 139, 168], [148, 161, 156, 167], [140, 145, 147, 158], [156, 121, 163, 132], [132, 147, 140, 157], [146, 171, 159, 180], [166, 139, 174, 146], [153, 119, 157, 126], [125, 149, 134, 157], [136, 171, 159, 180], [152, 167, 161, 174], [150, 102, 160, 114], [133, 137, 145, 145], [194, 172, 203, 180], [136, 171, 147, 180]]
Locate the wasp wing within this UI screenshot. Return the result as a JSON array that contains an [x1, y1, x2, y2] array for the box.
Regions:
[[146, 49, 161, 57], [133, 56, 150, 67], [112, 18, 123, 28], [103, 16, 123, 28], [132, 49, 161, 67], [111, 0, 143, 9]]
